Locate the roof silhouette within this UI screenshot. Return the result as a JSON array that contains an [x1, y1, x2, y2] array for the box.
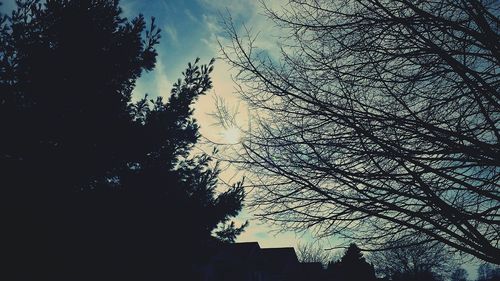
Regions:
[[260, 247, 299, 273], [212, 242, 261, 264]]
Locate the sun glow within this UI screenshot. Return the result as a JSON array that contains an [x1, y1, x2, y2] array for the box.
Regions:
[[222, 126, 241, 144]]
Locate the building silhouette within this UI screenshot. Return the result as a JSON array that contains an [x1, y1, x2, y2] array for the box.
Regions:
[[198, 242, 326, 281]]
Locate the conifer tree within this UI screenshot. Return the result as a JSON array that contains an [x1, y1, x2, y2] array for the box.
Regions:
[[327, 243, 376, 281], [0, 1, 245, 280]]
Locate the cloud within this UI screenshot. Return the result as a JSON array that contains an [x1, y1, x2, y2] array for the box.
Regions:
[[160, 0, 174, 14], [184, 8, 198, 22], [197, 0, 257, 18], [163, 24, 179, 46], [198, 0, 289, 58], [198, 14, 220, 48], [193, 0, 289, 143], [153, 53, 172, 98]]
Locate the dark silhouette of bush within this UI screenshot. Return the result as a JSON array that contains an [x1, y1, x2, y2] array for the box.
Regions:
[[0, 1, 245, 280]]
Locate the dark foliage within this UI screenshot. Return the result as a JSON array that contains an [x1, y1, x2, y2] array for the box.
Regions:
[[326, 243, 376, 281], [0, 1, 245, 280]]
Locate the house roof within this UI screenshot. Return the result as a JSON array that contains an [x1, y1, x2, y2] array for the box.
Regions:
[[260, 247, 299, 262], [212, 242, 261, 264], [259, 247, 299, 272], [201, 242, 328, 279]]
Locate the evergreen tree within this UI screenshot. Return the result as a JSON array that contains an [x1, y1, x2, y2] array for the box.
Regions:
[[327, 243, 376, 281], [0, 0, 158, 204], [0, 1, 245, 280], [341, 243, 366, 265]]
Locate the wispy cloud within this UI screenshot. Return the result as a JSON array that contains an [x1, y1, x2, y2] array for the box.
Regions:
[[184, 8, 198, 22], [153, 54, 172, 98], [163, 24, 179, 46], [197, 0, 257, 19]]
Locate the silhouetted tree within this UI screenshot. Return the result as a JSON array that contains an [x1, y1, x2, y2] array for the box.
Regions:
[[219, 0, 500, 264], [370, 239, 451, 281], [1, 0, 159, 206], [451, 267, 468, 281], [477, 264, 500, 281], [326, 243, 376, 281], [296, 242, 332, 267], [1, 1, 245, 280]]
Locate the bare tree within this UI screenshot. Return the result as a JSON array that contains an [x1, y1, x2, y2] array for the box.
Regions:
[[219, 0, 500, 264], [296, 242, 333, 267], [369, 239, 452, 281]]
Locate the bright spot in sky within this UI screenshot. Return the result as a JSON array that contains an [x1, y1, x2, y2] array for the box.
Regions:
[[222, 126, 241, 144]]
